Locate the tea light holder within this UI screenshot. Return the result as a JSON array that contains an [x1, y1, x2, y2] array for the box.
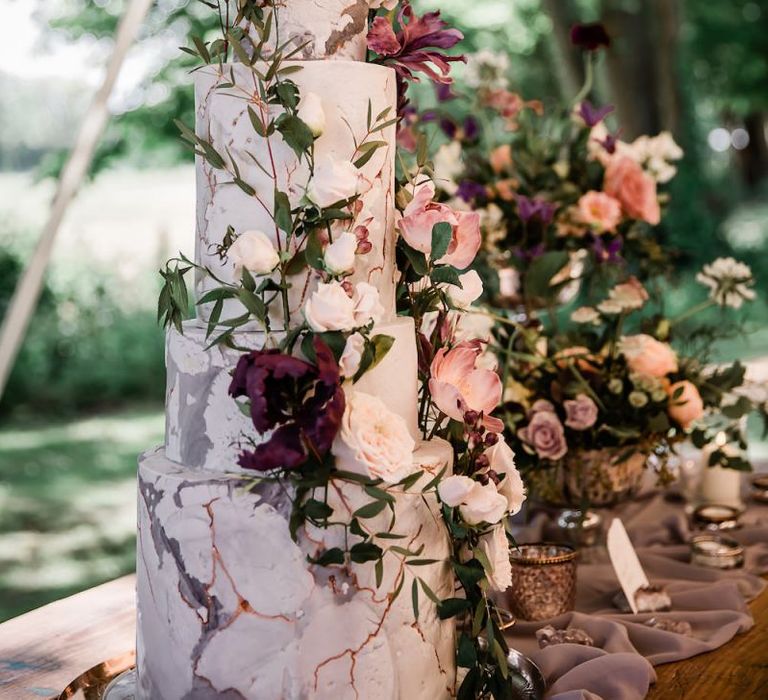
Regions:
[[506, 543, 577, 621], [691, 503, 741, 531], [750, 474, 768, 504], [555, 509, 603, 547], [690, 534, 744, 570]]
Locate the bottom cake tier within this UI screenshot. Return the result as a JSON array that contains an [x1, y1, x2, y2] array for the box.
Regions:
[[136, 446, 457, 699]]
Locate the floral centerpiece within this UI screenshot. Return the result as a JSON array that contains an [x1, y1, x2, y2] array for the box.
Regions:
[[495, 266, 766, 507], [406, 25, 683, 313]]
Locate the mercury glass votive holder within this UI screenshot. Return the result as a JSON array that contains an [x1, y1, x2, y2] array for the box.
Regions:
[[506, 543, 577, 621]]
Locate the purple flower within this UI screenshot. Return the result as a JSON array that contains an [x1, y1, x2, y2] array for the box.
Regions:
[[229, 338, 345, 472], [517, 410, 568, 460], [516, 194, 557, 225], [563, 394, 599, 430], [435, 82, 457, 102], [463, 116, 480, 141], [439, 117, 458, 139], [570, 22, 611, 51], [592, 235, 623, 264], [578, 100, 614, 128], [457, 180, 486, 203], [514, 243, 546, 262], [593, 127, 622, 154]]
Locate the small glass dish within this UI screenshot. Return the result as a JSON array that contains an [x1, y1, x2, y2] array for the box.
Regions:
[[690, 533, 744, 569], [749, 474, 768, 504], [506, 543, 577, 621], [691, 503, 741, 531]]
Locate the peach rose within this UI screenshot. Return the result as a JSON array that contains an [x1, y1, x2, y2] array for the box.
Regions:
[[554, 346, 600, 372], [604, 156, 660, 225], [667, 380, 704, 429], [429, 342, 502, 423], [490, 144, 513, 174], [494, 178, 518, 201], [618, 334, 678, 378], [332, 390, 415, 483], [398, 181, 481, 269], [577, 190, 622, 232]]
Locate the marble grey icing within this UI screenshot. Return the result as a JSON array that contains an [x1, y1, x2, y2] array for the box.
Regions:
[[194, 61, 397, 327], [165, 318, 421, 473], [137, 447, 456, 699]]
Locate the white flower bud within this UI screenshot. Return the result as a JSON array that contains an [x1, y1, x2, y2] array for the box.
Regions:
[[297, 91, 325, 138], [228, 230, 280, 277], [324, 231, 358, 275]]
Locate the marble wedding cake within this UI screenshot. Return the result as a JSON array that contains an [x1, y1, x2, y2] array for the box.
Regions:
[[135, 2, 457, 698]]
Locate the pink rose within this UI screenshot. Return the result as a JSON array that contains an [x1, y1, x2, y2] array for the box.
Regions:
[[518, 410, 567, 460], [563, 393, 598, 430], [604, 156, 660, 225], [398, 181, 481, 269], [429, 341, 502, 423], [618, 334, 678, 378], [667, 380, 704, 429], [577, 190, 622, 232]]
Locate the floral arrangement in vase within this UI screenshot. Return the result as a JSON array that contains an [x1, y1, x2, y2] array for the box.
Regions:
[[158, 1, 527, 696], [406, 25, 683, 313], [494, 265, 766, 507]]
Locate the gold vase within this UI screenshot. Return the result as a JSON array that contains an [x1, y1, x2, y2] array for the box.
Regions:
[[528, 448, 647, 508]]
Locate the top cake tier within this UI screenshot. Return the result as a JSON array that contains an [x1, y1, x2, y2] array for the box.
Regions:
[[241, 0, 375, 61], [194, 60, 397, 327]]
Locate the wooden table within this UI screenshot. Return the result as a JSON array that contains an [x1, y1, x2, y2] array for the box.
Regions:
[[0, 576, 135, 699], [0, 574, 765, 699]]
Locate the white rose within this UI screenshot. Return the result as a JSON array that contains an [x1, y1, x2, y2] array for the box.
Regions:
[[438, 475, 477, 507], [478, 524, 513, 592], [444, 269, 484, 309], [332, 390, 415, 483], [353, 282, 384, 327], [297, 91, 325, 138], [340, 332, 365, 378], [485, 438, 526, 515], [307, 155, 360, 208], [304, 281, 356, 332], [228, 230, 279, 277], [459, 482, 508, 526], [437, 475, 507, 525], [324, 231, 358, 275], [452, 310, 495, 343]]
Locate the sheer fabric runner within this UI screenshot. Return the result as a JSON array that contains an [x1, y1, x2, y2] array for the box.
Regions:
[[505, 484, 768, 700]]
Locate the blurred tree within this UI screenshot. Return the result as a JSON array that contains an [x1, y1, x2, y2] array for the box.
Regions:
[[685, 0, 768, 187]]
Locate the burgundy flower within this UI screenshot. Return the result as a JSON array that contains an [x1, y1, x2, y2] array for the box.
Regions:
[[516, 195, 556, 225], [570, 22, 611, 51], [368, 2, 465, 85], [578, 100, 614, 128], [229, 338, 345, 472]]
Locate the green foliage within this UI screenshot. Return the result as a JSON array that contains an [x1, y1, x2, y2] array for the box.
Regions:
[[0, 244, 165, 419]]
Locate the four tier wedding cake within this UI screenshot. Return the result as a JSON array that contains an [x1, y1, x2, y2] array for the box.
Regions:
[[136, 2, 457, 697]]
